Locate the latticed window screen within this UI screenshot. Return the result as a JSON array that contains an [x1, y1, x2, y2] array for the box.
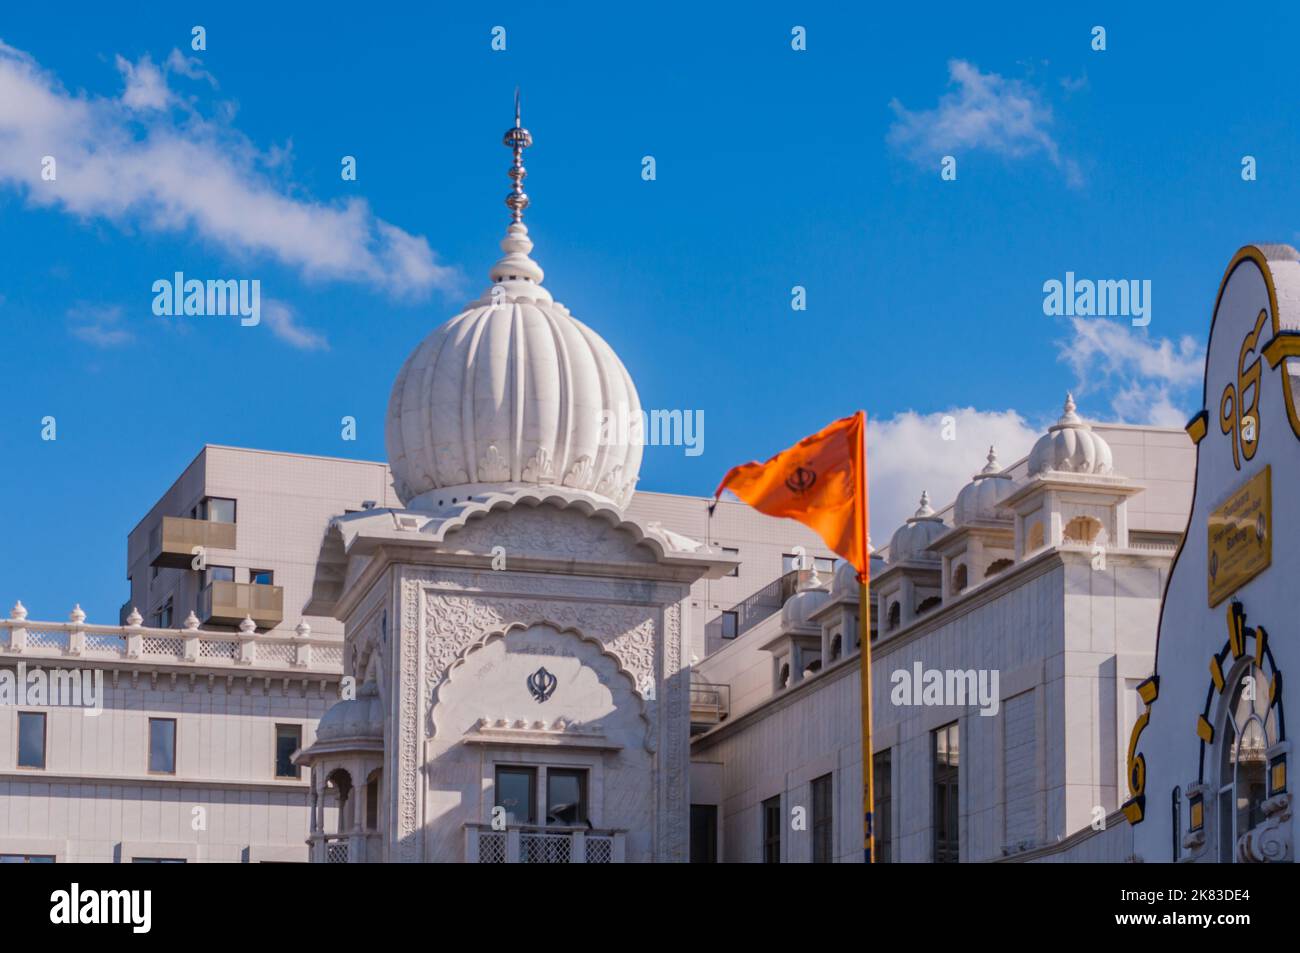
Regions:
[[478, 832, 507, 863], [586, 836, 613, 864], [521, 832, 571, 863]]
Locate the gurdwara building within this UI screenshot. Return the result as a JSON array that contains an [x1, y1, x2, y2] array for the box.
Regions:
[[1, 114, 1289, 863]]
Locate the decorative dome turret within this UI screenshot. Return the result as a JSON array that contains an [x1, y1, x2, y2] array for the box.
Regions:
[[954, 446, 1016, 525], [385, 95, 642, 511], [888, 492, 947, 564], [314, 682, 385, 745], [1027, 394, 1113, 476], [781, 566, 831, 629]]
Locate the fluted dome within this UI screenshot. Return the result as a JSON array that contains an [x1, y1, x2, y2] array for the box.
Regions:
[[385, 108, 642, 511], [315, 682, 384, 744], [888, 492, 947, 564], [782, 567, 831, 628], [1028, 394, 1113, 476], [954, 446, 1015, 525]]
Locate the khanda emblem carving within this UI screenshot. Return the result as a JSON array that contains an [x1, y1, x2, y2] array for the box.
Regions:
[[785, 465, 817, 495], [527, 666, 558, 703], [1220, 308, 1267, 470]]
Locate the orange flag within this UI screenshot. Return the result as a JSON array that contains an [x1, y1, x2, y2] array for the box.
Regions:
[[713, 411, 868, 579]]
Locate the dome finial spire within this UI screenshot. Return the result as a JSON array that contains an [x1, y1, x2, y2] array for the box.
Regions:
[[504, 87, 533, 224]]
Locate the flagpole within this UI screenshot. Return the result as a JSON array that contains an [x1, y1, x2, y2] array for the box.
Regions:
[[856, 411, 875, 864]]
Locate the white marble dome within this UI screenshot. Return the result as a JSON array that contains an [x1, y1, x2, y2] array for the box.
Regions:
[[782, 568, 831, 628], [888, 492, 947, 564], [1028, 394, 1113, 476], [315, 682, 384, 743], [954, 446, 1016, 525], [386, 222, 643, 510]]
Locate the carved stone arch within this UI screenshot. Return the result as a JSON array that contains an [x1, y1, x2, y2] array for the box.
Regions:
[[429, 617, 657, 751]]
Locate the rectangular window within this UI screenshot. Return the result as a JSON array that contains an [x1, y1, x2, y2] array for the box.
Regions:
[[158, 598, 173, 628], [690, 804, 718, 863], [811, 773, 833, 863], [874, 749, 892, 863], [720, 610, 739, 640], [0, 854, 55, 863], [762, 795, 782, 863], [366, 775, 380, 830], [17, 712, 46, 769], [495, 765, 536, 825], [545, 768, 588, 825], [204, 566, 235, 587], [933, 722, 959, 863], [782, 553, 801, 573], [721, 546, 739, 577], [198, 497, 237, 523], [275, 724, 301, 779], [250, 569, 274, 586], [814, 556, 835, 574], [149, 718, 177, 774]]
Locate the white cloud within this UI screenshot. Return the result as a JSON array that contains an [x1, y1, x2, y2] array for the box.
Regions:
[[1057, 317, 1204, 425], [114, 54, 170, 111], [888, 59, 1082, 186], [68, 304, 132, 347], [263, 299, 328, 351], [866, 408, 1040, 545], [0, 40, 457, 298]]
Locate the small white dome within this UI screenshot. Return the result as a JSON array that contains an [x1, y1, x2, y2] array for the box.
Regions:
[[954, 446, 1015, 525], [888, 492, 947, 564], [315, 682, 384, 743], [1028, 394, 1113, 476], [781, 567, 831, 628], [831, 560, 858, 599]]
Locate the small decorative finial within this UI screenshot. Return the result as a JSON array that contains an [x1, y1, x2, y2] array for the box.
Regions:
[[1058, 392, 1082, 426], [981, 445, 1000, 474], [11, 600, 27, 621], [239, 615, 257, 635], [915, 491, 935, 518], [1065, 392, 1076, 415], [125, 607, 142, 627], [183, 611, 200, 631], [503, 88, 533, 224], [70, 603, 86, 624], [295, 620, 311, 638]]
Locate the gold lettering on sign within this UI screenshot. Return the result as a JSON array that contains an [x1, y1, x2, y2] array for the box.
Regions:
[[1220, 309, 1268, 469]]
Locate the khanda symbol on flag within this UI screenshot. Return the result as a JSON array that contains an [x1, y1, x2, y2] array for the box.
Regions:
[[712, 410, 880, 863]]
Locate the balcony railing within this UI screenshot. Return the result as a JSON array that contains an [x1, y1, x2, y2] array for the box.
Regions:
[[465, 825, 624, 863], [148, 516, 237, 569], [689, 679, 730, 732], [199, 580, 284, 628], [704, 568, 806, 643], [2, 604, 342, 673]]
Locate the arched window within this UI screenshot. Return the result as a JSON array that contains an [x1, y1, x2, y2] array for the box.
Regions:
[[326, 768, 354, 834], [1215, 664, 1275, 862], [917, 596, 941, 614], [887, 602, 900, 631], [366, 769, 382, 831], [985, 558, 1014, 578], [952, 564, 968, 593], [1063, 516, 1103, 545], [829, 634, 842, 662], [778, 661, 791, 689]]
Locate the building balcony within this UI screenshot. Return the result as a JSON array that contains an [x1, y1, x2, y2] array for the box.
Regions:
[[465, 824, 625, 863], [690, 679, 730, 733], [148, 516, 237, 569], [199, 580, 284, 628]]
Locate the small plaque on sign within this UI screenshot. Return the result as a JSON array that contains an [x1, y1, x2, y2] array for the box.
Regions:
[[1208, 466, 1272, 607]]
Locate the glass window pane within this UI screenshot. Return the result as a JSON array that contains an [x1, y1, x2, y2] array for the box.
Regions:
[[206, 498, 236, 523], [546, 769, 587, 825], [205, 566, 234, 586], [250, 570, 274, 586], [275, 725, 301, 779], [17, 713, 45, 769], [495, 766, 535, 824], [149, 719, 176, 774]]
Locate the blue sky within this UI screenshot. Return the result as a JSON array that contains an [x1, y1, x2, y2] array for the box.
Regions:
[[3, 1, 1299, 621]]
